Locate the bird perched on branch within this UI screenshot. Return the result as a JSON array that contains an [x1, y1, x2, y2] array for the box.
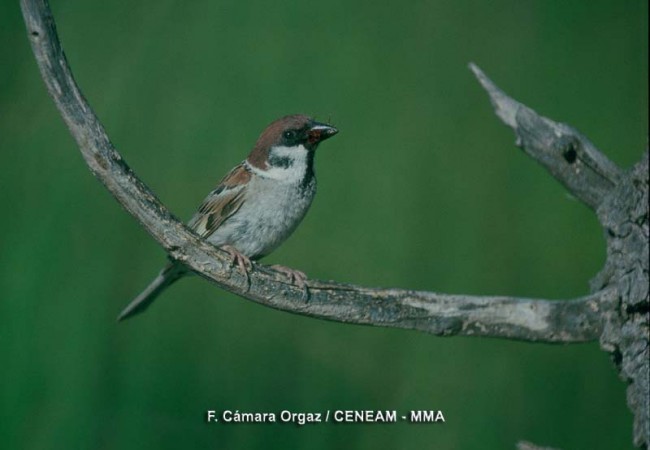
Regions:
[[117, 114, 338, 321]]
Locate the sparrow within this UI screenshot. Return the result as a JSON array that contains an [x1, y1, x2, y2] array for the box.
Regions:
[[117, 114, 338, 321]]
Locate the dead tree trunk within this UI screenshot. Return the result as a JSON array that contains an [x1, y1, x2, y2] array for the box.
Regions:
[[593, 152, 649, 448]]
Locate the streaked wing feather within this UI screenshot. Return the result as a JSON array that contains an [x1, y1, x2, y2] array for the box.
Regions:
[[188, 163, 251, 238]]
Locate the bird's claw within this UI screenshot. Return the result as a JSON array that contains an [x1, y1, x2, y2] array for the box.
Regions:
[[221, 245, 252, 290]]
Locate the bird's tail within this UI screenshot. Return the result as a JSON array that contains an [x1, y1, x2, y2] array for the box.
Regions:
[[117, 263, 185, 322]]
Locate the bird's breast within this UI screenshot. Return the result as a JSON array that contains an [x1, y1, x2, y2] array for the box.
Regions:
[[206, 175, 316, 258]]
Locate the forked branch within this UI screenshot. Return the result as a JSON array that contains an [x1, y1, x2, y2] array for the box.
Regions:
[[20, 0, 615, 344]]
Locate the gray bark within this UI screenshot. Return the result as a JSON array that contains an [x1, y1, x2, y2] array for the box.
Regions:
[[21, 0, 649, 447], [470, 64, 648, 448]]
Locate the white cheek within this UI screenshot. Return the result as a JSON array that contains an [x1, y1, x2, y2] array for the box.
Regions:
[[250, 145, 310, 182]]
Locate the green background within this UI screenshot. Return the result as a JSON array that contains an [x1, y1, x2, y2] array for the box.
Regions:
[[1, 0, 647, 449]]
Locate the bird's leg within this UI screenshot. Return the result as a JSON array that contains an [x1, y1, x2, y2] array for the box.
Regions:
[[221, 245, 252, 289], [269, 265, 310, 301]]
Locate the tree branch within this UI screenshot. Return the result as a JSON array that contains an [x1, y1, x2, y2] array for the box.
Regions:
[[469, 63, 622, 211], [471, 62, 648, 447], [20, 0, 614, 344]]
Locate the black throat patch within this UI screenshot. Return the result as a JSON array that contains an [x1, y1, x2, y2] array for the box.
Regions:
[[300, 150, 316, 189]]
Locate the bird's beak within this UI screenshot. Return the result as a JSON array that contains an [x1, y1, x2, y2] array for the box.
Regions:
[[308, 122, 338, 144]]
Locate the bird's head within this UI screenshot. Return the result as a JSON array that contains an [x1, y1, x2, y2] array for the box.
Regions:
[[247, 115, 338, 172]]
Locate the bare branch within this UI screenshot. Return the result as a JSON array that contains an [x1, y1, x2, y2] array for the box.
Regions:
[[470, 61, 648, 446], [19, 0, 614, 344], [469, 63, 623, 211]]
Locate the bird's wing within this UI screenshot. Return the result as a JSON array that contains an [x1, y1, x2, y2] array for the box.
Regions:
[[187, 163, 251, 238]]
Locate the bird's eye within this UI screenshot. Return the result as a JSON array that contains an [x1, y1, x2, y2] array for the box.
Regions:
[[283, 130, 296, 140]]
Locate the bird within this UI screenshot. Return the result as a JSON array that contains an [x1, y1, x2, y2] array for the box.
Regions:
[[117, 114, 338, 321]]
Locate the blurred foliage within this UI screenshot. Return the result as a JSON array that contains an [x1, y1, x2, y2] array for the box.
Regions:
[[1, 0, 647, 449]]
